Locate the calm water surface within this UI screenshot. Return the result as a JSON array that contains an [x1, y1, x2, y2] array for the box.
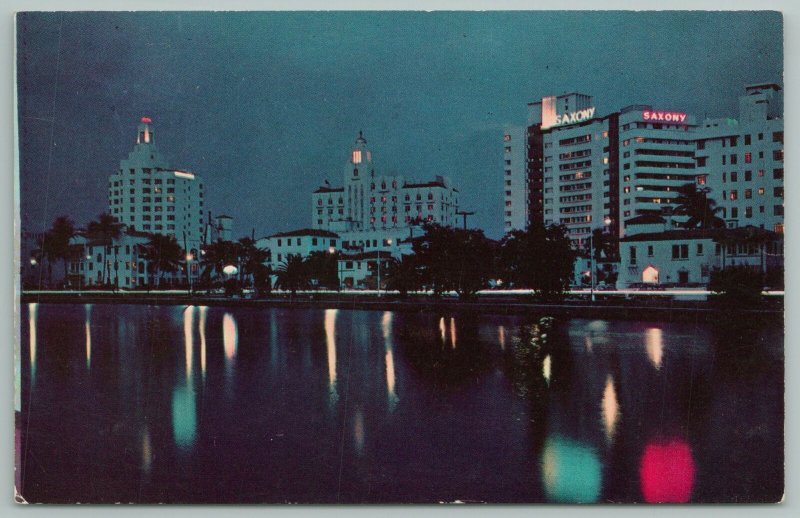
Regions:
[[17, 303, 783, 503]]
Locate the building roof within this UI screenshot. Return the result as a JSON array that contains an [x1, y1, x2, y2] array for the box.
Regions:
[[621, 226, 780, 243], [338, 250, 392, 261], [268, 228, 340, 239], [216, 214, 233, 219], [624, 214, 666, 226], [403, 180, 447, 189], [313, 186, 344, 194]]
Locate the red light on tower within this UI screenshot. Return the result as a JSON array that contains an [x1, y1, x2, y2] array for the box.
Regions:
[[141, 116, 152, 124]]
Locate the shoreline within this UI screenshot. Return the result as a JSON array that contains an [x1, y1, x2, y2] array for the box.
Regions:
[[19, 291, 784, 323]]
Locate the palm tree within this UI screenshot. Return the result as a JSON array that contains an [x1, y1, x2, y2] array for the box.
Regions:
[[236, 237, 269, 287], [200, 239, 238, 285], [274, 254, 308, 296], [40, 215, 75, 288], [384, 254, 421, 298], [674, 183, 725, 229], [140, 233, 182, 287], [86, 213, 123, 286]]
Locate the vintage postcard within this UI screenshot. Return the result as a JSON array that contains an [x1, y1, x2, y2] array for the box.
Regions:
[[15, 11, 784, 503]]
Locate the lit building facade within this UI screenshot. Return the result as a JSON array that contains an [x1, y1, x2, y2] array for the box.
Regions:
[[505, 85, 783, 251], [507, 93, 697, 250], [694, 84, 784, 233], [503, 126, 528, 231], [107, 117, 206, 252], [618, 222, 783, 288], [312, 132, 460, 233]]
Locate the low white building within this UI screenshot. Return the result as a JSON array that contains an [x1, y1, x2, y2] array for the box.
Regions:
[[257, 226, 420, 289], [257, 229, 340, 272], [336, 250, 397, 290], [619, 225, 782, 288]]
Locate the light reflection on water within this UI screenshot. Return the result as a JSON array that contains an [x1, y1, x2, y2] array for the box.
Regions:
[[198, 306, 208, 381], [28, 302, 37, 382], [382, 312, 398, 411], [17, 306, 783, 504], [601, 374, 620, 444], [541, 435, 602, 503], [646, 327, 664, 370], [325, 309, 338, 407], [84, 304, 92, 370]]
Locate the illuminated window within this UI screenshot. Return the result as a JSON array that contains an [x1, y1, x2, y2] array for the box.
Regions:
[[352, 150, 362, 164], [730, 190, 738, 201], [758, 187, 765, 195], [745, 152, 752, 163]]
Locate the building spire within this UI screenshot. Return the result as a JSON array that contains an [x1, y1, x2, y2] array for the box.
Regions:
[[136, 116, 154, 145], [356, 130, 367, 145]]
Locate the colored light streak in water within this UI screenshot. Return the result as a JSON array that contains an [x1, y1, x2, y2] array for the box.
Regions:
[[171, 383, 197, 452], [645, 327, 663, 370], [601, 375, 620, 444], [324, 309, 338, 406], [541, 435, 602, 503], [198, 306, 208, 380], [640, 439, 696, 503], [498, 325, 506, 351], [184, 306, 195, 378], [141, 426, 153, 475], [28, 303, 37, 382], [85, 304, 92, 370], [439, 317, 446, 344], [542, 355, 552, 385], [382, 312, 398, 411], [449, 317, 457, 349], [353, 407, 365, 457]]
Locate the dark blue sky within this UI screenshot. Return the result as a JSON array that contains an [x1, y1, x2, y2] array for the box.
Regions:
[[17, 11, 782, 239]]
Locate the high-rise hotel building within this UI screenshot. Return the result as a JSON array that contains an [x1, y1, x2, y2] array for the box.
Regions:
[[107, 118, 206, 251], [504, 85, 783, 248], [694, 84, 784, 233], [312, 132, 460, 233], [505, 92, 697, 249]]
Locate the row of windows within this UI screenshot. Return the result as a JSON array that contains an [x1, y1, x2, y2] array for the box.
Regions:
[[724, 187, 782, 200], [722, 205, 783, 218], [697, 131, 783, 149], [717, 150, 783, 165], [274, 237, 337, 248]]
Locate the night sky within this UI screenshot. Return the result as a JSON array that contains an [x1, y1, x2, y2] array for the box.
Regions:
[[16, 11, 782, 240]]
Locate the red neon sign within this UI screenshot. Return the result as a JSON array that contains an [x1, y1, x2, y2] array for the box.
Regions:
[[643, 111, 687, 123]]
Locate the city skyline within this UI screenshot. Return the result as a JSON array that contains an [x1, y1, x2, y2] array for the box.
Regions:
[[17, 11, 782, 239]]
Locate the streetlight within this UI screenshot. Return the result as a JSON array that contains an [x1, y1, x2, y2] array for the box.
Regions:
[[328, 246, 341, 291], [185, 252, 194, 294], [29, 257, 37, 266], [590, 217, 612, 303], [377, 239, 392, 297]]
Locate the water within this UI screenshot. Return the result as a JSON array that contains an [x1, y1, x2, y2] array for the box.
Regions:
[[16, 303, 783, 503]]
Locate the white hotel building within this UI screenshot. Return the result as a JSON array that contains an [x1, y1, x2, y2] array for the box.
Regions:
[[694, 84, 784, 233], [312, 132, 460, 233], [107, 117, 206, 253], [504, 85, 784, 251]]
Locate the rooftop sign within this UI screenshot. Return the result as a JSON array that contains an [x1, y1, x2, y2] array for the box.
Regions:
[[643, 110, 687, 123], [550, 107, 596, 128]]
